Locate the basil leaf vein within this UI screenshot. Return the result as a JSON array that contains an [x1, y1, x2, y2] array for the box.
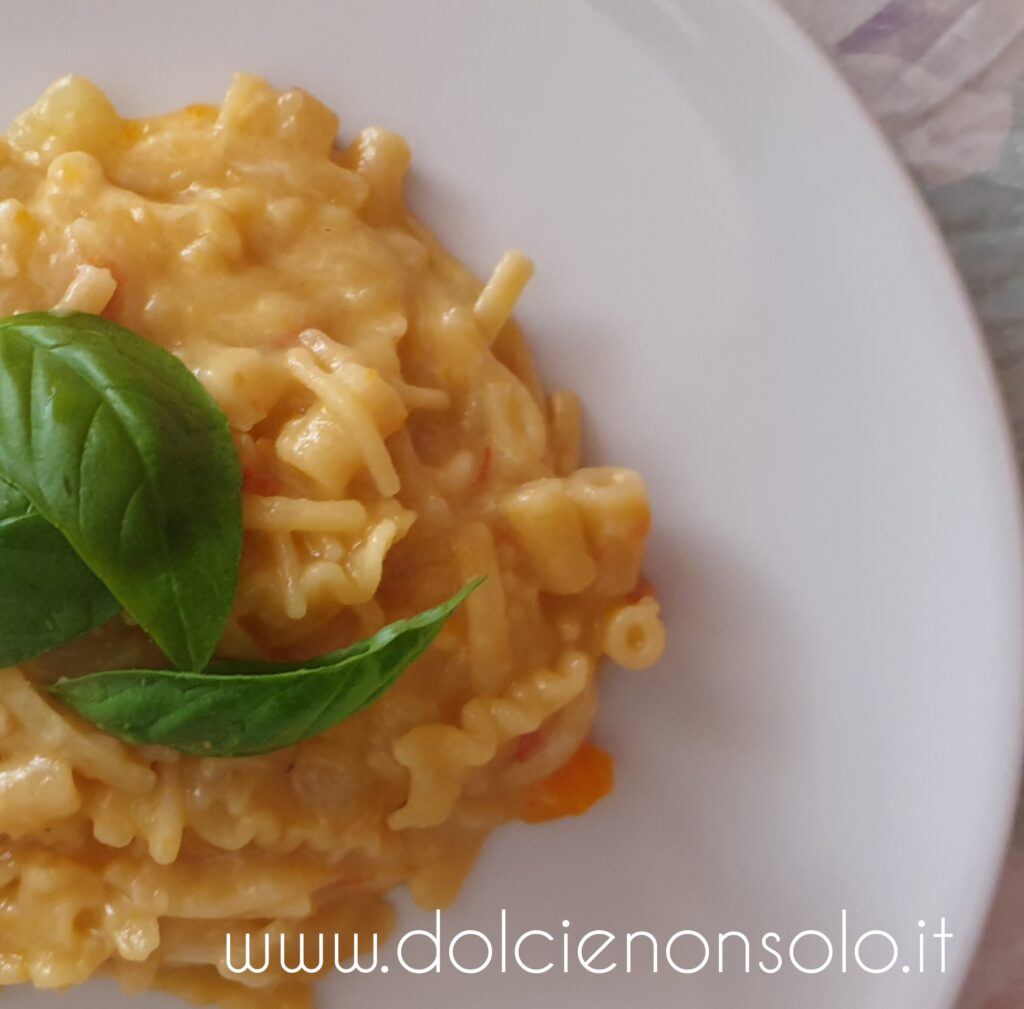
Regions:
[[0, 312, 242, 671], [51, 579, 481, 757], [0, 476, 120, 666]]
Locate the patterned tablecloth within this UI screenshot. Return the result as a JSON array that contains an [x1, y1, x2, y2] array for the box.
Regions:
[[777, 2, 1024, 1005]]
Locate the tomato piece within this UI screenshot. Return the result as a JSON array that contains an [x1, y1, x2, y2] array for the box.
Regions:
[[517, 742, 614, 824]]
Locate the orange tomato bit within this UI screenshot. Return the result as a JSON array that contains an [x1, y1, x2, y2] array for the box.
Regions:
[[517, 741, 615, 824]]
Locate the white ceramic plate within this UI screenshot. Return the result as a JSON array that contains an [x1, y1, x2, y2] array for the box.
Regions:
[[5, 1, 1023, 1007]]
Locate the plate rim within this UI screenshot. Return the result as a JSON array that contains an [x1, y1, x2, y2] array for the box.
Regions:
[[717, 0, 1024, 999]]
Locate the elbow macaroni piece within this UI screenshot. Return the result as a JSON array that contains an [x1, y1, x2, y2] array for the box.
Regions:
[[566, 467, 651, 596], [0, 73, 666, 1009], [604, 597, 667, 670], [501, 478, 597, 595]]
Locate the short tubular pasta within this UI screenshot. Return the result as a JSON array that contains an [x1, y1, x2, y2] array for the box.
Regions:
[[501, 477, 597, 595], [482, 365, 548, 477], [603, 597, 667, 670], [348, 126, 411, 221], [565, 467, 652, 595]]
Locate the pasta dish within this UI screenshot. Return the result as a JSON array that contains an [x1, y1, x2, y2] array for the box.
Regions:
[[0, 74, 665, 1008]]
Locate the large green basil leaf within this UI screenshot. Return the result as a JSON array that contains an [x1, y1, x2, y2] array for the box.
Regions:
[[0, 312, 242, 671], [0, 477, 120, 666], [51, 579, 480, 757]]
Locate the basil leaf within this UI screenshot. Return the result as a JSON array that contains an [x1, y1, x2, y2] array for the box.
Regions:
[[51, 579, 481, 757], [0, 312, 242, 671], [0, 477, 120, 666]]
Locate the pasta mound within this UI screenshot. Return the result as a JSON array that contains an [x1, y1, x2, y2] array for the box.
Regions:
[[0, 74, 666, 1008]]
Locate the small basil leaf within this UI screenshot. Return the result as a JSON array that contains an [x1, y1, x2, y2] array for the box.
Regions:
[[51, 579, 481, 757], [0, 476, 120, 666], [0, 311, 242, 671]]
